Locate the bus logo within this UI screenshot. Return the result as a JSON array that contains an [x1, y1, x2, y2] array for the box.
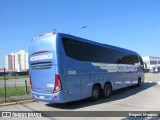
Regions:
[[68, 70, 77, 75], [30, 53, 53, 61]]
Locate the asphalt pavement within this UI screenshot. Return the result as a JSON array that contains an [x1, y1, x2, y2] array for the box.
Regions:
[[144, 73, 160, 84], [0, 78, 29, 87]]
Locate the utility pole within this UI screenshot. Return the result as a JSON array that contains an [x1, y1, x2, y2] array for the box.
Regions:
[[73, 26, 87, 35]]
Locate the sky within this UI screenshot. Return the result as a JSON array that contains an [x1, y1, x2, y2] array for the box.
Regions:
[[0, 0, 160, 68]]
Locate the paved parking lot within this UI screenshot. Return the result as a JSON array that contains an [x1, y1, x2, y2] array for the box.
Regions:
[[145, 73, 160, 84]]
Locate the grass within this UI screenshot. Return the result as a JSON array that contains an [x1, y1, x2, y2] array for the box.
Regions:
[[0, 86, 31, 97], [0, 75, 29, 80]]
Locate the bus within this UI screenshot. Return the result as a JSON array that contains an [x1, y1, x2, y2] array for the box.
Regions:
[[29, 32, 144, 103]]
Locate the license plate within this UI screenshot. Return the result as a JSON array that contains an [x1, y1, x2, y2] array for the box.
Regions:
[[39, 95, 45, 99]]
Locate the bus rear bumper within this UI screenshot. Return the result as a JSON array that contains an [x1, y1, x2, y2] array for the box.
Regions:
[[31, 91, 64, 103]]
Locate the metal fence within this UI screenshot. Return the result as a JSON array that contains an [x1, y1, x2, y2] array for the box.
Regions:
[[0, 68, 31, 104]]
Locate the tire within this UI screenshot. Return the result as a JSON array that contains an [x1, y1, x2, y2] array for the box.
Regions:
[[137, 78, 141, 87], [102, 83, 112, 98], [91, 85, 100, 101]]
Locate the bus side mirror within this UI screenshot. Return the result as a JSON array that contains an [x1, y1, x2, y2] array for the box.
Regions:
[[142, 62, 147, 71]]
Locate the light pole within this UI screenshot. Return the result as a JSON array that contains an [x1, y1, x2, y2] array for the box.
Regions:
[[73, 26, 87, 35], [52, 29, 63, 33]]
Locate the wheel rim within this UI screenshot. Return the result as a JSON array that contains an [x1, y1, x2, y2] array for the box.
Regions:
[[93, 89, 99, 98], [91, 86, 100, 101]]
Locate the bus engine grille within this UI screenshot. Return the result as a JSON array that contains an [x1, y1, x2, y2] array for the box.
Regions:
[[31, 62, 52, 70]]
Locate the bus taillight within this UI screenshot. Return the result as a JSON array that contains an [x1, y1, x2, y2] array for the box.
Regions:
[[53, 75, 62, 93], [29, 76, 33, 91]]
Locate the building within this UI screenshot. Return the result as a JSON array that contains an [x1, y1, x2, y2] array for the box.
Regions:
[[142, 56, 160, 72], [5, 53, 15, 70], [5, 50, 28, 72]]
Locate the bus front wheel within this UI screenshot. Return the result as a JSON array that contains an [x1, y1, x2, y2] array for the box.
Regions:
[[91, 85, 100, 101], [137, 77, 141, 87]]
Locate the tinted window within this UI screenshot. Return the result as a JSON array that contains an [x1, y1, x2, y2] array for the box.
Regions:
[[62, 38, 139, 65], [150, 61, 157, 65], [117, 55, 139, 65]]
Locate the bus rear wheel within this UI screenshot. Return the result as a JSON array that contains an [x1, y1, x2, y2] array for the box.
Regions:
[[102, 83, 112, 98], [91, 85, 100, 101]]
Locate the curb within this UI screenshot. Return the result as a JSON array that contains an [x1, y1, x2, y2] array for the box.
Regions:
[[145, 81, 160, 84], [0, 99, 36, 107]]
